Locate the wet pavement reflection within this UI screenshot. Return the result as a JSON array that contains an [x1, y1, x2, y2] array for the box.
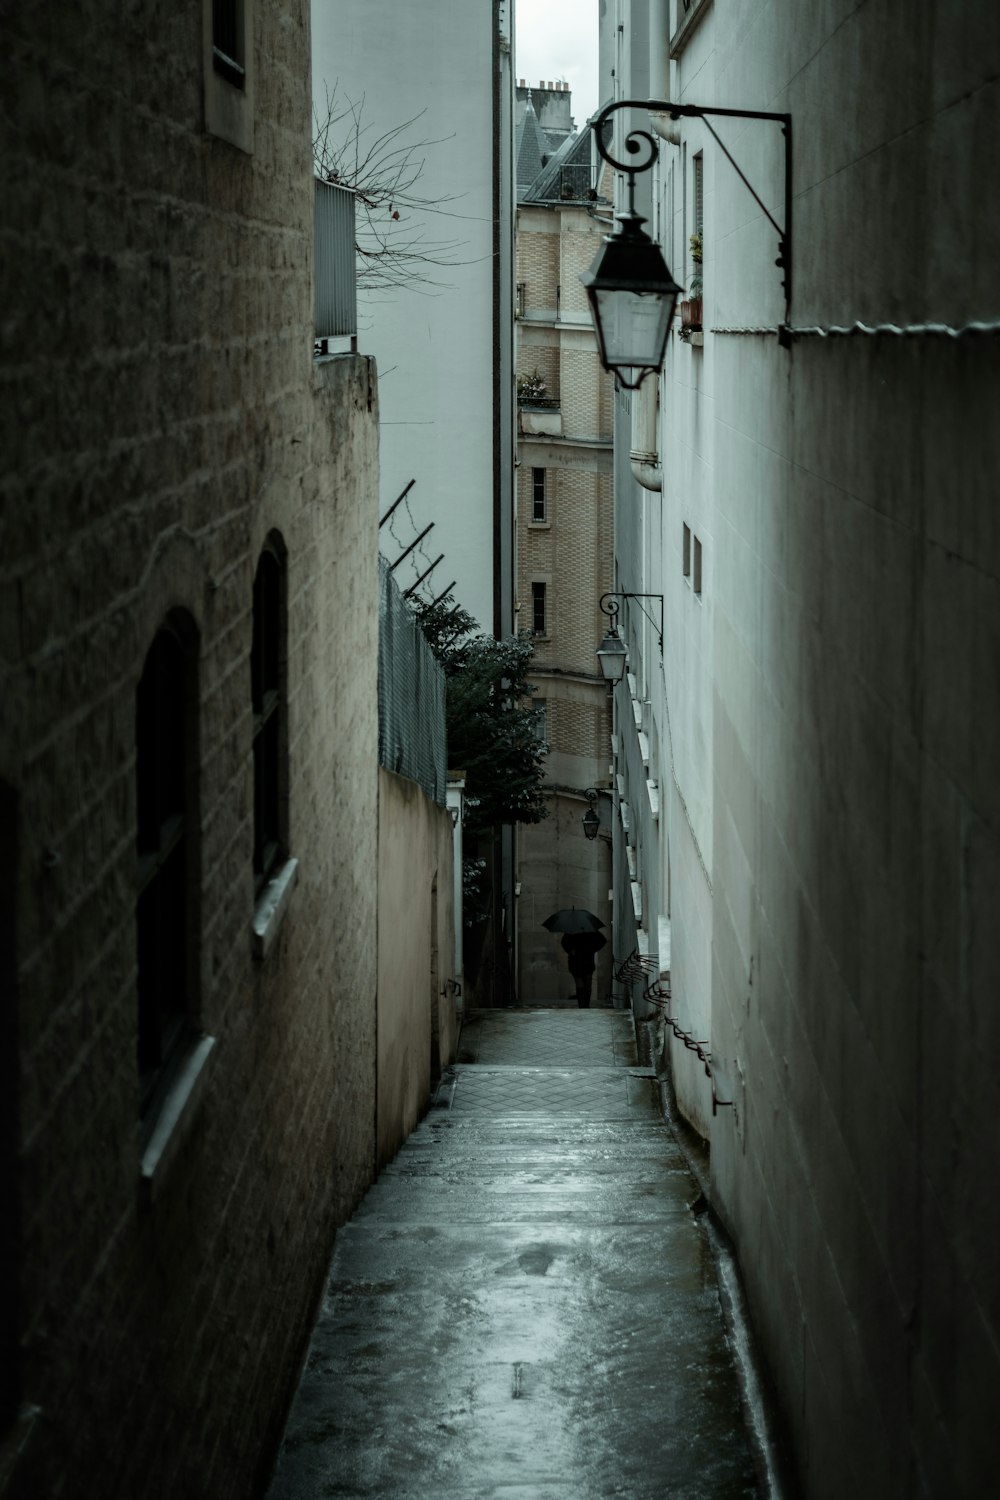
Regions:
[[267, 1009, 759, 1499]]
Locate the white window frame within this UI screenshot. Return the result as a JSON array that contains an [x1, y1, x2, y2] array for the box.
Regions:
[[203, 0, 254, 154]]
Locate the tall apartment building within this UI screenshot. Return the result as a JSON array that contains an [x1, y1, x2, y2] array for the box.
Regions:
[[1, 4, 386, 1496], [312, 0, 516, 637], [605, 1, 1000, 1494], [514, 90, 616, 1005]]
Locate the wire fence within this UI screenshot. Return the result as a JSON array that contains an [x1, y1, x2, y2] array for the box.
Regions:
[[378, 556, 447, 807]]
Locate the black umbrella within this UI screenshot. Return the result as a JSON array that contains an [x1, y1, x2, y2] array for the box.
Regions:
[[542, 907, 605, 934]]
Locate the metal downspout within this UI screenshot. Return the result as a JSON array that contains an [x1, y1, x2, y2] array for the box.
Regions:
[[648, 0, 681, 145], [630, 373, 662, 492], [627, 0, 676, 491]]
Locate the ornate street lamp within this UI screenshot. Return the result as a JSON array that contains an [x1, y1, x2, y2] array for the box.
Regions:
[[582, 789, 601, 842], [581, 180, 683, 390], [596, 609, 628, 683], [583, 99, 793, 383], [596, 592, 664, 683]]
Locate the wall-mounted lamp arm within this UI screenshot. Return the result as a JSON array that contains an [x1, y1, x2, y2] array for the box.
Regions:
[[599, 591, 664, 654], [593, 98, 793, 334]]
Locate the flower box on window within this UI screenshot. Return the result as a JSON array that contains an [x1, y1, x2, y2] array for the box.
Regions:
[[680, 297, 703, 330]]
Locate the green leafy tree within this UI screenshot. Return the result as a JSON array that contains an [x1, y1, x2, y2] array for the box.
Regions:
[[414, 598, 547, 832]]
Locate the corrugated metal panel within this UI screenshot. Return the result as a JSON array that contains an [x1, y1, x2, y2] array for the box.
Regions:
[[314, 179, 357, 340]]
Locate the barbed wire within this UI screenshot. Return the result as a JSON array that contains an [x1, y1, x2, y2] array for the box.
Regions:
[[382, 490, 444, 601], [712, 319, 1000, 339]]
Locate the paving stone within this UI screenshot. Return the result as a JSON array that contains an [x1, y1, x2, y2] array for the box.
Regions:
[[267, 1009, 759, 1500]]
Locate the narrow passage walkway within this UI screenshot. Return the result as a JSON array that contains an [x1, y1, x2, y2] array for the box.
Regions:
[[268, 1009, 759, 1499]]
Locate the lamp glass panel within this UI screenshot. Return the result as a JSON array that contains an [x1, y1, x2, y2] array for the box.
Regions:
[[593, 287, 673, 370], [596, 628, 627, 682]]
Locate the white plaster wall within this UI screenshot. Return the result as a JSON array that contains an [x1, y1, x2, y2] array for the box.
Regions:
[[609, 0, 1000, 1490], [674, 1, 1000, 1495], [312, 1, 500, 629], [605, 0, 718, 1128]]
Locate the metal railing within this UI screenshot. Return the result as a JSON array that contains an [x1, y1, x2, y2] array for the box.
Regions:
[[555, 163, 596, 201], [314, 179, 357, 351]]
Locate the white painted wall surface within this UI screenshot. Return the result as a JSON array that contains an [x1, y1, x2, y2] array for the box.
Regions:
[[610, 1, 1000, 1495], [312, 1, 501, 629]]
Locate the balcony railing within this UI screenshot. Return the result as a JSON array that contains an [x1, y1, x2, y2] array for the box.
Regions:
[[314, 179, 357, 354], [555, 164, 597, 202]]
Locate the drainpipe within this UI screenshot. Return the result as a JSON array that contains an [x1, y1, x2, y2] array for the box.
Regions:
[[648, 0, 681, 145], [630, 373, 662, 492], [628, 0, 673, 493]]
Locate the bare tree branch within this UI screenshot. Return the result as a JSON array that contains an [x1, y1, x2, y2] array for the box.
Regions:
[[313, 82, 485, 295]]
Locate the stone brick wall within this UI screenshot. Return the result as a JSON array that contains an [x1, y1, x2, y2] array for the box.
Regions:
[[517, 218, 559, 318], [514, 200, 614, 1005], [1, 4, 380, 1497], [519, 466, 614, 679]]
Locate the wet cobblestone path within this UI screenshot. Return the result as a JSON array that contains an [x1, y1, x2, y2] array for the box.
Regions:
[[267, 1009, 759, 1499]]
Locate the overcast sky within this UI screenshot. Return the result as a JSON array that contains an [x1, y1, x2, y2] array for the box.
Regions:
[[515, 0, 600, 128]]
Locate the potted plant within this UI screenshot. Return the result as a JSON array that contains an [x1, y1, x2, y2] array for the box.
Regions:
[[680, 232, 703, 331], [516, 369, 549, 404]]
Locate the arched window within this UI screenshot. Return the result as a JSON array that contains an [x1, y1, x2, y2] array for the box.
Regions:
[[135, 614, 199, 1120], [251, 543, 287, 889]]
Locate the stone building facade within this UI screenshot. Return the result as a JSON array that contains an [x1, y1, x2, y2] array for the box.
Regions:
[[514, 106, 616, 1005], [606, 0, 1000, 1494], [1, 4, 386, 1497]]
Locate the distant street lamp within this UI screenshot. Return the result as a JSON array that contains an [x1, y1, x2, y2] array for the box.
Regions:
[[596, 592, 664, 682], [582, 789, 601, 842], [596, 618, 628, 683]]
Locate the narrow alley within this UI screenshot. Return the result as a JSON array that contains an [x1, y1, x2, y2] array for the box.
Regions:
[[267, 1009, 761, 1499]]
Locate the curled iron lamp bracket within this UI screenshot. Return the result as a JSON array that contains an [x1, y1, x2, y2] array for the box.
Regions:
[[599, 591, 664, 654], [594, 98, 793, 341]]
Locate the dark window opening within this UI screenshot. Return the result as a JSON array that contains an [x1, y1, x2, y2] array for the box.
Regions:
[[532, 581, 547, 636], [693, 536, 703, 596], [533, 699, 547, 746], [251, 546, 286, 890], [213, 0, 246, 87], [136, 617, 198, 1120], [532, 468, 546, 522], [683, 523, 691, 577]]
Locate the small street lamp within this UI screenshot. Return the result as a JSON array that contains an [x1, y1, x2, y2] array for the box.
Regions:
[[596, 592, 664, 682], [596, 620, 628, 683], [582, 789, 601, 841]]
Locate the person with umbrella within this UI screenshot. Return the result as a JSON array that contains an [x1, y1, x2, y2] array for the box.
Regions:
[[542, 908, 607, 1008]]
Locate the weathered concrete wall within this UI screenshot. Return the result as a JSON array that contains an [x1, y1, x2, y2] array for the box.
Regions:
[[0, 3, 379, 1497], [611, 0, 1000, 1494], [377, 768, 457, 1168], [703, 4, 1000, 1495]]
